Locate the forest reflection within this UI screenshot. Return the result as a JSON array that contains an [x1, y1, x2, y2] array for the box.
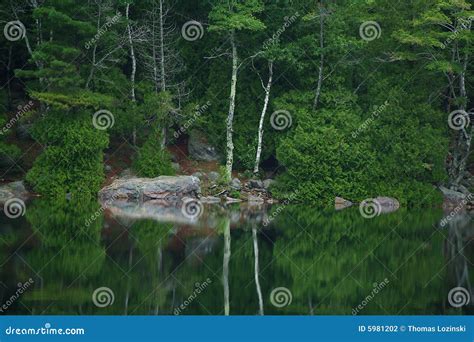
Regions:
[[0, 199, 473, 315]]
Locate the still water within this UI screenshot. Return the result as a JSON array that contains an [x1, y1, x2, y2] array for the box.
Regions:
[[1, 198, 473, 315]]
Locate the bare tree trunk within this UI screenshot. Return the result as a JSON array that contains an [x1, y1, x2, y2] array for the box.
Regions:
[[126, 3, 137, 102], [159, 0, 167, 148], [313, 1, 325, 110], [159, 0, 166, 92], [124, 246, 134, 315], [225, 31, 238, 182], [252, 227, 264, 315], [126, 3, 137, 145], [253, 60, 273, 174], [223, 219, 231, 316]]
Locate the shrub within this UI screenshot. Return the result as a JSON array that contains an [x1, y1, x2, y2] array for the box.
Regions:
[[133, 131, 175, 177]]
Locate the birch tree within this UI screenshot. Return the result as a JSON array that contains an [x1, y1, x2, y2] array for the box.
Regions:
[[209, 0, 265, 182]]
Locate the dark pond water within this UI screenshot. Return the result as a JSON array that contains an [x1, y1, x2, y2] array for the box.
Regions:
[[1, 198, 473, 315]]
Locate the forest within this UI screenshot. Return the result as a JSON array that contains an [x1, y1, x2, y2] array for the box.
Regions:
[[0, 0, 473, 206]]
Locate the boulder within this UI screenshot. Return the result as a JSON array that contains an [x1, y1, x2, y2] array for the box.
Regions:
[[263, 179, 275, 190], [248, 179, 264, 189], [188, 131, 220, 161], [99, 176, 200, 202], [373, 196, 400, 213], [335, 196, 354, 210], [208, 171, 219, 183], [230, 178, 242, 191], [0, 181, 29, 204], [192, 172, 204, 179]]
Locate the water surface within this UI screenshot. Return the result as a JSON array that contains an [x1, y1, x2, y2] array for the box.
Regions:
[[1, 199, 473, 315]]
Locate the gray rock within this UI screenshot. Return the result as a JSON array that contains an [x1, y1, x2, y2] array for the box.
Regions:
[[188, 131, 221, 161], [200, 196, 221, 203], [248, 195, 264, 203], [119, 169, 135, 179], [263, 179, 275, 190], [225, 197, 242, 204], [374, 196, 400, 213], [99, 176, 200, 201], [192, 172, 204, 179], [0, 181, 29, 204], [208, 171, 219, 183], [335, 196, 354, 210], [249, 179, 264, 189], [230, 178, 242, 191], [104, 164, 112, 172]]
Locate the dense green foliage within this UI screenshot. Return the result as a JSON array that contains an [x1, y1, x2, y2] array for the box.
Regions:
[[0, 0, 472, 204], [133, 131, 175, 177]]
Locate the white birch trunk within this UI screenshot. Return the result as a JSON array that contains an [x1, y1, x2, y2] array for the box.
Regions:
[[225, 31, 238, 182], [313, 1, 324, 110], [254, 60, 273, 174]]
